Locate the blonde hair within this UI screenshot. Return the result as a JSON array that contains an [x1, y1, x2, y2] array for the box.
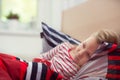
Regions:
[[93, 29, 120, 45]]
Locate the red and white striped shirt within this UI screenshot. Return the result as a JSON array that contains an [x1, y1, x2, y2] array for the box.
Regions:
[[41, 42, 79, 80]]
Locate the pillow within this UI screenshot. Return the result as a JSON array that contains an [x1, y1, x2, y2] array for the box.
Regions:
[[41, 22, 80, 52]]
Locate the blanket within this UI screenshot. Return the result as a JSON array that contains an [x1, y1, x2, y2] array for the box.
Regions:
[[0, 53, 63, 80], [105, 43, 120, 80]]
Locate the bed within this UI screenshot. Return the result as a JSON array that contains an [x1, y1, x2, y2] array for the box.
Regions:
[[41, 0, 120, 80]]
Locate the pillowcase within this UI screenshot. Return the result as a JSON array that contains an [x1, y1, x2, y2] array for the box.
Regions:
[[41, 22, 80, 52]]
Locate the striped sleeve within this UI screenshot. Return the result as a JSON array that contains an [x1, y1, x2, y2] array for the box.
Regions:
[[41, 42, 70, 60], [49, 42, 78, 79]]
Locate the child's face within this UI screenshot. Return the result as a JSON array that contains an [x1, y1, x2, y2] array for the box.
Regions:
[[75, 36, 99, 65]]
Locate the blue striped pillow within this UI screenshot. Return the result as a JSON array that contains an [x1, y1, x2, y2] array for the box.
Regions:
[[41, 22, 80, 51]]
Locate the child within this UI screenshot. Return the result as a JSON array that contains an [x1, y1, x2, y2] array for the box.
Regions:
[[33, 29, 120, 80]]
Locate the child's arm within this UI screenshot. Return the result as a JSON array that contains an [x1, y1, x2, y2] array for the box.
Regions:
[[33, 43, 64, 62], [33, 42, 74, 62], [40, 42, 65, 60], [34, 42, 72, 61]]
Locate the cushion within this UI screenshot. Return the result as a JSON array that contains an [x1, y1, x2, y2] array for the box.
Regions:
[[41, 22, 80, 52]]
